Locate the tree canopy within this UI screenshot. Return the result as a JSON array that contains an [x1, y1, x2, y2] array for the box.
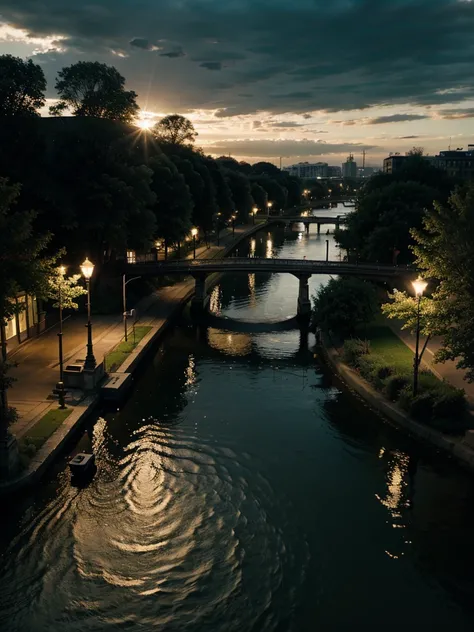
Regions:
[[411, 183, 474, 381], [153, 114, 197, 146], [336, 181, 438, 264], [50, 61, 139, 121], [0, 55, 46, 117], [312, 277, 377, 337]]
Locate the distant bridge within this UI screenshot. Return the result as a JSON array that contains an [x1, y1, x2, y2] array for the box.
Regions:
[[268, 216, 348, 233], [126, 257, 415, 319], [309, 197, 355, 207]]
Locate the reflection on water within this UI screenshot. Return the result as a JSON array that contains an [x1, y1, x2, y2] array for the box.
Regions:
[[2, 209, 474, 631]]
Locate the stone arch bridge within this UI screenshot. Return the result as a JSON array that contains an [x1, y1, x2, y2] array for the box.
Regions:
[[126, 257, 415, 319]]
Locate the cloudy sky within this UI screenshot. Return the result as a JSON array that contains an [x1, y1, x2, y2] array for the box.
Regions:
[[1, 0, 474, 166]]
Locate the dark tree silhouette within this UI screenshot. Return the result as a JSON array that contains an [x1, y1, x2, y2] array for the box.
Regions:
[[50, 61, 139, 122], [153, 114, 197, 145], [0, 55, 46, 117]]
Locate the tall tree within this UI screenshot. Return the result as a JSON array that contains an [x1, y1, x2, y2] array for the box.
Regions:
[[412, 183, 474, 381], [224, 169, 254, 221], [0, 179, 55, 434], [0, 55, 46, 117], [43, 123, 156, 268], [153, 114, 197, 146], [50, 61, 138, 121], [148, 154, 193, 246], [336, 181, 438, 264], [312, 277, 377, 337]]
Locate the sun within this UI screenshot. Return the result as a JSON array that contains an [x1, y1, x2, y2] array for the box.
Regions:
[[135, 117, 154, 131]]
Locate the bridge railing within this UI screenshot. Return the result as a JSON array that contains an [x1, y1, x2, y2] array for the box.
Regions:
[[127, 256, 415, 274]]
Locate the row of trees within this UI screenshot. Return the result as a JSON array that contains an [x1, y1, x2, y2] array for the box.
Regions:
[[335, 150, 457, 265], [0, 55, 302, 278]]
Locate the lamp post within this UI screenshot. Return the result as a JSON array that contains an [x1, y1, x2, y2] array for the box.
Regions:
[[231, 214, 236, 236], [412, 277, 428, 396], [191, 227, 198, 259], [123, 275, 141, 342], [80, 257, 96, 371], [57, 265, 67, 408], [252, 207, 258, 225], [216, 212, 222, 246], [267, 201, 273, 218]]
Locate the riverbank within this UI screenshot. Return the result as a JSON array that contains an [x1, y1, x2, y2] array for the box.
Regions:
[[1, 222, 266, 495], [320, 333, 474, 473]]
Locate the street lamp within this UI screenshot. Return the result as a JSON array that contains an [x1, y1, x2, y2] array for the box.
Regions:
[[191, 227, 198, 259], [267, 201, 273, 218], [80, 257, 96, 371], [231, 214, 236, 236], [412, 277, 428, 396], [123, 274, 141, 342], [57, 265, 67, 409], [252, 206, 258, 225], [216, 212, 222, 246]]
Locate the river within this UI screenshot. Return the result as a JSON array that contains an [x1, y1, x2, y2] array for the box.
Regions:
[[2, 207, 474, 631]]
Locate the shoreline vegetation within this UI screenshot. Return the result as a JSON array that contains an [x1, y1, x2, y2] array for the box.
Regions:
[[342, 328, 467, 434]]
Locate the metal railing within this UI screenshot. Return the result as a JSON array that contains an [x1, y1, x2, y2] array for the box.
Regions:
[[127, 256, 415, 275]]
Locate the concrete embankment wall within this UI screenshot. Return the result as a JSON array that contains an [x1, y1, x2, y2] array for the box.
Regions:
[[320, 336, 474, 473]]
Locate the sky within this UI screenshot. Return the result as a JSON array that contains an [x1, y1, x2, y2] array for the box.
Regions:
[[1, 0, 474, 167]]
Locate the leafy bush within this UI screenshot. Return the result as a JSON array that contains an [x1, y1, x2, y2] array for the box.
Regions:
[[356, 356, 376, 382], [398, 385, 413, 412], [385, 374, 410, 401], [410, 392, 435, 421], [432, 387, 466, 421], [342, 339, 369, 366]]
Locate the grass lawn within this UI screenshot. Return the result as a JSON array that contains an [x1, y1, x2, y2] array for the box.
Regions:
[[105, 325, 152, 372], [23, 407, 72, 450], [362, 322, 440, 389]]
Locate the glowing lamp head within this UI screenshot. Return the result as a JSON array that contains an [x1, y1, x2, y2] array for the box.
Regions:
[[412, 277, 428, 297], [252, 207, 258, 214], [191, 228, 198, 237], [58, 265, 67, 276], [267, 201, 273, 208], [80, 257, 94, 280]]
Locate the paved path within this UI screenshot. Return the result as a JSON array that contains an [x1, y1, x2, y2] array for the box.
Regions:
[[388, 321, 474, 405], [7, 224, 254, 438]]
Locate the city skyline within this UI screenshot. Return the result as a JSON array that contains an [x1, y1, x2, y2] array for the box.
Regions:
[[1, 0, 474, 165]]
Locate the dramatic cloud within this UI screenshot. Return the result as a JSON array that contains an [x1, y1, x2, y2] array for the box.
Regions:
[[200, 61, 222, 71], [160, 49, 185, 58], [366, 114, 429, 125], [331, 114, 429, 126], [204, 139, 375, 158], [268, 121, 306, 128], [437, 107, 474, 119], [129, 38, 153, 50], [1, 0, 474, 116]]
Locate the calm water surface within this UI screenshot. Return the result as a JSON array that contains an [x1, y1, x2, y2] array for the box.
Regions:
[[2, 208, 474, 631]]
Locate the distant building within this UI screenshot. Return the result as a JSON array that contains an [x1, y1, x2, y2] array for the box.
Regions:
[[342, 154, 357, 178], [327, 166, 342, 178], [435, 146, 474, 179], [283, 161, 328, 178], [383, 154, 436, 174], [383, 145, 474, 178]]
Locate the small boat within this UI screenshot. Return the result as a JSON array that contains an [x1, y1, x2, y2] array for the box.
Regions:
[[69, 453, 95, 476]]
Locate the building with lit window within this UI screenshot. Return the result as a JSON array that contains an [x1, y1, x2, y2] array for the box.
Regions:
[[3, 293, 44, 354], [283, 162, 328, 178], [383, 145, 474, 178]]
